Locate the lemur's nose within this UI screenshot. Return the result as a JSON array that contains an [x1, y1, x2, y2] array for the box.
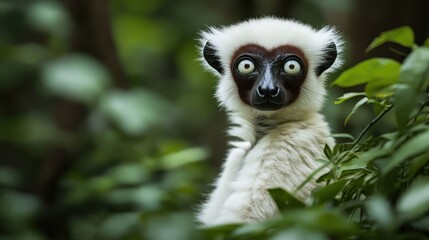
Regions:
[[257, 85, 280, 98]]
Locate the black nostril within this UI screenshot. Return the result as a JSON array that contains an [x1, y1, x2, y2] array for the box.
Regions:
[[257, 86, 266, 97], [270, 87, 280, 97]]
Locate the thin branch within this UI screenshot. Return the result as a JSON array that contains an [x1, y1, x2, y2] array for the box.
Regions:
[[388, 47, 409, 57], [410, 92, 429, 125], [295, 160, 332, 192], [352, 104, 394, 148]]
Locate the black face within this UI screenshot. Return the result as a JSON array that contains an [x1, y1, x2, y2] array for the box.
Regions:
[[230, 44, 308, 111], [202, 41, 337, 111]]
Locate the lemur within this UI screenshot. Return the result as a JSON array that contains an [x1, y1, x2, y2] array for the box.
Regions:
[[197, 17, 343, 226]]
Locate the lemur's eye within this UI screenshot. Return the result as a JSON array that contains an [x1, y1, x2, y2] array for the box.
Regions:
[[237, 59, 255, 75], [284, 59, 302, 76]]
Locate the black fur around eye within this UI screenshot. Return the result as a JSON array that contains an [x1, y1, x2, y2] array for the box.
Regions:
[[237, 59, 255, 75], [281, 56, 304, 78], [234, 56, 258, 77]]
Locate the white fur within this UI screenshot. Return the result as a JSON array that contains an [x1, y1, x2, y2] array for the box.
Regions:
[[197, 17, 343, 226]]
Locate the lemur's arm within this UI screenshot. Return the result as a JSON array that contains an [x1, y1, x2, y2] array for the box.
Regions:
[[197, 142, 251, 225]]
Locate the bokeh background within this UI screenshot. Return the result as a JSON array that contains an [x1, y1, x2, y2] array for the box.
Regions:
[[0, 0, 428, 239]]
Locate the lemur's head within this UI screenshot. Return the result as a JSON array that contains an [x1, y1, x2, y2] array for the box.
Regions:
[[199, 17, 343, 120]]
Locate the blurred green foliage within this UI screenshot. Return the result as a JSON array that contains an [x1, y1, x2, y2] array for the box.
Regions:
[[1, 0, 428, 239], [0, 1, 215, 239]]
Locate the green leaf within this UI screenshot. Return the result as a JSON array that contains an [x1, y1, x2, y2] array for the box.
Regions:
[[107, 185, 164, 210], [394, 84, 415, 129], [406, 151, 429, 180], [345, 97, 368, 125], [89, 176, 115, 193], [232, 223, 267, 237], [108, 163, 149, 185], [277, 208, 358, 235], [100, 89, 169, 135], [0, 191, 41, 223], [270, 227, 329, 240], [383, 131, 429, 174], [144, 213, 198, 240], [334, 92, 366, 104], [341, 147, 391, 172], [332, 143, 353, 155], [201, 223, 241, 233], [99, 212, 140, 239], [397, 177, 429, 220], [331, 133, 355, 141], [268, 188, 305, 211], [42, 54, 111, 104], [339, 158, 368, 173], [366, 26, 414, 52], [399, 47, 429, 90], [313, 180, 347, 204], [160, 147, 208, 170], [395, 47, 429, 129], [131, 185, 165, 210], [373, 100, 389, 116], [323, 144, 332, 159], [332, 58, 400, 87], [26, 1, 72, 38], [365, 195, 395, 231], [423, 38, 429, 47], [365, 77, 397, 97]]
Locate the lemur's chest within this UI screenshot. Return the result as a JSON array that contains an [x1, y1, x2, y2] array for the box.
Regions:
[[237, 121, 332, 175]]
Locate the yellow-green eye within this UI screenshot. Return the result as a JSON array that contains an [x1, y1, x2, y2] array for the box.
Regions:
[[284, 59, 301, 76], [237, 59, 255, 75]]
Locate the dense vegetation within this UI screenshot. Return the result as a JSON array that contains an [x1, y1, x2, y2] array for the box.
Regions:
[[1, 1, 428, 239]]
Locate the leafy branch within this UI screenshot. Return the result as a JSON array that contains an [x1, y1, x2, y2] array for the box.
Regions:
[[352, 104, 393, 148]]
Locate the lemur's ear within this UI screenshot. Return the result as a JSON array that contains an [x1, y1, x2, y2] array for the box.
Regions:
[[315, 41, 337, 76], [203, 41, 224, 74]]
